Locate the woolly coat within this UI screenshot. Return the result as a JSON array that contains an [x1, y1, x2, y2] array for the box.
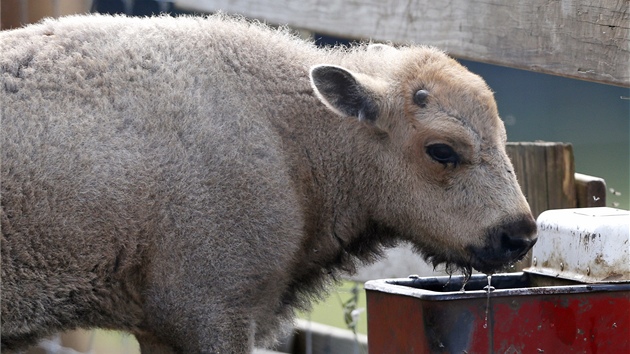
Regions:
[[1, 14, 536, 353]]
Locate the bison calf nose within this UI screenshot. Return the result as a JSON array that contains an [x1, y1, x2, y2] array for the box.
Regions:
[[499, 216, 538, 259], [500, 230, 537, 260], [470, 214, 538, 274]]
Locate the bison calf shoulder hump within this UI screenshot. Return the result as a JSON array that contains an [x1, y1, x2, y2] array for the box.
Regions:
[[0, 14, 537, 353]]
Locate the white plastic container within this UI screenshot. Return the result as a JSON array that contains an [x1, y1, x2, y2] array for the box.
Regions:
[[526, 207, 630, 283]]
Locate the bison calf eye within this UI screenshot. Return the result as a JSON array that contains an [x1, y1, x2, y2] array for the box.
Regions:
[[426, 144, 460, 166], [413, 89, 430, 107]]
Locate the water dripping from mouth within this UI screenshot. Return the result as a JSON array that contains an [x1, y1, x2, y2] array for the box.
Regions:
[[459, 268, 473, 292], [483, 274, 495, 329]]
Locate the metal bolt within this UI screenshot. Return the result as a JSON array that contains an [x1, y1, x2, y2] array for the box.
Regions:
[[532, 257, 537, 266], [586, 267, 590, 276], [560, 262, 564, 271]]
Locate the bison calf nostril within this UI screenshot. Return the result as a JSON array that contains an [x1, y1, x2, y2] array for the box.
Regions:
[[498, 215, 538, 256], [501, 232, 534, 255]]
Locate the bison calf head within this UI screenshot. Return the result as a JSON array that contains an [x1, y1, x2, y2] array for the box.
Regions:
[[309, 45, 537, 275]]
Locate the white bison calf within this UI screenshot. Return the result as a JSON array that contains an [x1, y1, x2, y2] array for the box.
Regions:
[[1, 14, 537, 353]]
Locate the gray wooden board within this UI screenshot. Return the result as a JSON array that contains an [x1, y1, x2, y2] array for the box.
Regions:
[[176, 0, 630, 87]]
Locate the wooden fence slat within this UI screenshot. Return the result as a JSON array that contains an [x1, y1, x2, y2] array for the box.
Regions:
[[575, 173, 607, 207], [176, 0, 630, 87], [506, 142, 577, 218], [545, 143, 577, 211]]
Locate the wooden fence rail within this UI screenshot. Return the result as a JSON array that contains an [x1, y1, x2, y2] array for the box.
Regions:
[[176, 0, 630, 87]]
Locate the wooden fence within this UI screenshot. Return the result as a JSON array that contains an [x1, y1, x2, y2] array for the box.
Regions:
[[176, 0, 629, 88]]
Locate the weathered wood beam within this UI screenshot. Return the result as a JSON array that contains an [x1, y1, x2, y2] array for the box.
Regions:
[[506, 142, 577, 218], [176, 0, 629, 87], [575, 172, 607, 207]]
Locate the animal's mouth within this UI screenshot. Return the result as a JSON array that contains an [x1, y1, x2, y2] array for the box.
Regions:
[[421, 246, 535, 279], [466, 256, 515, 275], [422, 243, 535, 276], [465, 240, 536, 274], [423, 254, 526, 279], [463, 214, 538, 274]]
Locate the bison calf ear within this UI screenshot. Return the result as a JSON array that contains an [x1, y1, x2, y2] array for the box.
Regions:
[[310, 65, 379, 123]]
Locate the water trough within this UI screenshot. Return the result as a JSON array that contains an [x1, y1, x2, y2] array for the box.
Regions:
[[365, 207, 630, 353]]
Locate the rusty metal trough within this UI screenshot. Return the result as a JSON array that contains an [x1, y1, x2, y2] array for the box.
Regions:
[[365, 208, 630, 353]]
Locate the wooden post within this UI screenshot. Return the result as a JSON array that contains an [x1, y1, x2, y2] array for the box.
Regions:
[[575, 173, 607, 208], [506, 142, 577, 218]]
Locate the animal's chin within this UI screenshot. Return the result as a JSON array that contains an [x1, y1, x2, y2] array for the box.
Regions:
[[422, 251, 514, 276], [422, 252, 475, 277], [465, 258, 507, 275], [465, 244, 531, 275]]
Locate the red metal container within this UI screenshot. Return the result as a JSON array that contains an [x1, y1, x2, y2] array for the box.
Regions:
[[365, 272, 630, 354]]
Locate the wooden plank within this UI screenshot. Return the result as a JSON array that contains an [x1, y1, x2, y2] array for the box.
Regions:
[[523, 144, 550, 216], [575, 172, 607, 207], [176, 0, 630, 87], [1, 0, 24, 29], [1, 0, 93, 30], [507, 143, 546, 218], [545, 143, 577, 210], [506, 142, 577, 218]]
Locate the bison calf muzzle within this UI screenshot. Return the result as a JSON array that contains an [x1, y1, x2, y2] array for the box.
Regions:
[[469, 215, 538, 274]]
